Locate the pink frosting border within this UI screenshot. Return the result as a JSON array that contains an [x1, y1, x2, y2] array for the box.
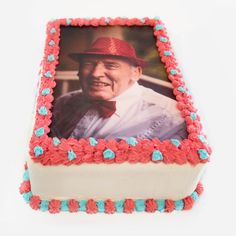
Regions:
[[29, 17, 211, 166]]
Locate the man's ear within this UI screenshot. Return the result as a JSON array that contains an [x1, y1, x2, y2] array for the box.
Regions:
[[131, 66, 142, 82]]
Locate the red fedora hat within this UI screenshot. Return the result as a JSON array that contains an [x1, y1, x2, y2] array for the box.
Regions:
[[69, 37, 146, 67]]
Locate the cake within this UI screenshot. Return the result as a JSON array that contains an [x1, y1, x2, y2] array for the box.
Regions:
[[19, 17, 211, 214]]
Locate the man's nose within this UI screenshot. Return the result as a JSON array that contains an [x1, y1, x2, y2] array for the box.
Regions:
[[91, 62, 105, 77]]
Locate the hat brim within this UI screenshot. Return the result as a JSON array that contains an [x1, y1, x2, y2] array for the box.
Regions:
[[69, 52, 146, 67]]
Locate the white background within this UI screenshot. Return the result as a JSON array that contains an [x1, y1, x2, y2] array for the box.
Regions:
[[0, 0, 236, 235]]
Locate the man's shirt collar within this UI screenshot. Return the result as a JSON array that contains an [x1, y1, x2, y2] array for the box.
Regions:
[[108, 82, 143, 117]]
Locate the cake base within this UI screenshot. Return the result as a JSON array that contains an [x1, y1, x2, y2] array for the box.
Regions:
[[20, 162, 205, 213]]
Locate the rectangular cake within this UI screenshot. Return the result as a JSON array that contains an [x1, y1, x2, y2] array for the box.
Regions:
[[20, 17, 211, 214]]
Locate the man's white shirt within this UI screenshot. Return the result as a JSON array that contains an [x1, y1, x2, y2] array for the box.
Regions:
[[70, 82, 187, 140]]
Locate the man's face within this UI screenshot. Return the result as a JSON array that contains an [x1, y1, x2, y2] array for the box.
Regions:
[[79, 56, 142, 101]]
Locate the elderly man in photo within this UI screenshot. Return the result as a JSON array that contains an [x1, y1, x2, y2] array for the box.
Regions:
[[50, 37, 188, 141]]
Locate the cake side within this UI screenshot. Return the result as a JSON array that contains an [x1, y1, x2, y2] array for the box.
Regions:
[[20, 162, 204, 213], [28, 158, 206, 201]]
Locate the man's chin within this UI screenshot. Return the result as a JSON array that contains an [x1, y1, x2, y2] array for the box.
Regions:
[[87, 92, 112, 101]]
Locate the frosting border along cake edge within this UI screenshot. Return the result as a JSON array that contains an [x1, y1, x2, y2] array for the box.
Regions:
[[28, 17, 212, 166]]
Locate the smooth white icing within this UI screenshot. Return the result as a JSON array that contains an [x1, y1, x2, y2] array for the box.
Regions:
[[28, 158, 206, 201]]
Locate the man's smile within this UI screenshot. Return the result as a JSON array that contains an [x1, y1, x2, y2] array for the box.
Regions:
[[89, 80, 112, 88]]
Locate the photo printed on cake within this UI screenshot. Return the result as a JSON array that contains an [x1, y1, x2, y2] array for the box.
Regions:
[[49, 25, 188, 141]]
